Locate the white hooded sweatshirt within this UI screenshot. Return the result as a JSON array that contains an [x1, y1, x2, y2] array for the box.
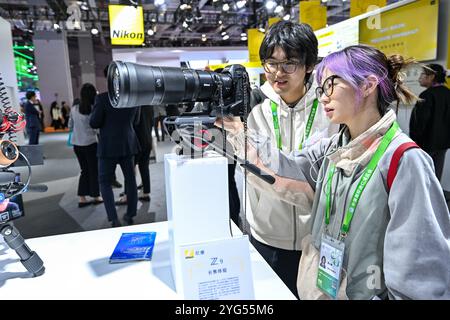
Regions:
[[230, 79, 337, 250]]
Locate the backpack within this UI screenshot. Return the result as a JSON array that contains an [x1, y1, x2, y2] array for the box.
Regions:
[[387, 142, 419, 191]]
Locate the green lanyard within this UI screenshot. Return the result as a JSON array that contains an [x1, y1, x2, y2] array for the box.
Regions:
[[325, 122, 399, 235], [270, 99, 319, 150]]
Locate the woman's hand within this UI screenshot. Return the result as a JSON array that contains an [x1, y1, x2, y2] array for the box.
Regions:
[[214, 116, 244, 135]]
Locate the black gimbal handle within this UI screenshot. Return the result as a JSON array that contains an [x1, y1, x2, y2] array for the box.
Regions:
[[1, 223, 45, 277], [241, 162, 276, 185]]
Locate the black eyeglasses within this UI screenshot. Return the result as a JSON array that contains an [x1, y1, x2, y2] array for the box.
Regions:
[[263, 60, 301, 74], [315, 75, 342, 100]]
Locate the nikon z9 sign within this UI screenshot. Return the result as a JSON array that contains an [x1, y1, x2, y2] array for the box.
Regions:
[[108, 5, 144, 45]]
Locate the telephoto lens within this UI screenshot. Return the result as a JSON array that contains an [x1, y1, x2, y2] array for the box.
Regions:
[[107, 61, 233, 109]]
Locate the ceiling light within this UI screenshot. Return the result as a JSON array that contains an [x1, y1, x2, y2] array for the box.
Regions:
[[147, 29, 155, 36], [221, 31, 227, 36], [53, 23, 60, 30], [283, 13, 291, 21], [91, 27, 98, 35], [265, 0, 277, 10], [218, 20, 223, 25], [222, 3, 230, 11], [185, 11, 194, 22], [241, 32, 246, 37], [222, 34, 229, 40], [195, 7, 203, 21], [274, 5, 284, 14], [236, 0, 246, 9], [241, 36, 247, 41]]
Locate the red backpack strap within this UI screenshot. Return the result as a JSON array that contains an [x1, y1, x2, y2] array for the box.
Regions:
[[387, 142, 419, 191]]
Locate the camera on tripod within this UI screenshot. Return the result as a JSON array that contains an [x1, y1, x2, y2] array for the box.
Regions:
[[107, 62, 250, 151], [106, 61, 275, 184]]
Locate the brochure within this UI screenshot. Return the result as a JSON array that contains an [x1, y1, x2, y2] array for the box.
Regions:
[[109, 232, 157, 264]]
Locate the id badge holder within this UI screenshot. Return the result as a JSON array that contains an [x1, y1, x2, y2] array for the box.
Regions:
[[316, 234, 345, 299]]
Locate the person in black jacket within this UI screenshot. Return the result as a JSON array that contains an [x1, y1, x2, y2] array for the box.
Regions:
[[135, 106, 153, 201], [90, 66, 141, 227], [116, 106, 153, 204], [410, 64, 450, 181], [24, 91, 41, 144], [36, 98, 45, 132]]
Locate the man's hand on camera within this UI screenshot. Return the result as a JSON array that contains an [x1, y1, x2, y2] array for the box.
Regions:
[[214, 116, 244, 135]]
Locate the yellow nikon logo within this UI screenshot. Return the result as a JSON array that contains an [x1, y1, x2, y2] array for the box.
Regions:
[[108, 5, 144, 45], [184, 249, 195, 259]]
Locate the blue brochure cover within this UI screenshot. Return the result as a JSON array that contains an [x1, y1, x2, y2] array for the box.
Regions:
[[109, 232, 157, 264]]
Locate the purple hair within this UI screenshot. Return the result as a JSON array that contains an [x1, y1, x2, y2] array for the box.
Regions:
[[316, 45, 397, 114]]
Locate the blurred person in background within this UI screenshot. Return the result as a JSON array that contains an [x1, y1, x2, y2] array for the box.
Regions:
[[61, 101, 70, 130], [50, 101, 63, 130], [69, 83, 103, 208], [24, 90, 41, 144], [36, 98, 45, 132], [410, 63, 450, 181], [90, 66, 140, 228]]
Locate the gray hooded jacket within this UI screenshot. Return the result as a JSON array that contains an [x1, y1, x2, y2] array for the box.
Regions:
[[273, 126, 450, 299]]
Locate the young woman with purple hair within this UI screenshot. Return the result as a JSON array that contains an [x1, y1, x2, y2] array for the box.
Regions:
[[217, 45, 450, 299]]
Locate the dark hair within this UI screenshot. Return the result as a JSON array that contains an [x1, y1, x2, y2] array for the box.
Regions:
[[316, 45, 418, 115], [259, 21, 318, 83], [423, 63, 446, 84], [50, 101, 57, 109], [103, 65, 109, 78], [79, 83, 97, 115], [72, 98, 80, 106], [26, 90, 36, 100]]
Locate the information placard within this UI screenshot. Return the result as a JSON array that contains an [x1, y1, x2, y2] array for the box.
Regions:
[[179, 236, 254, 300]]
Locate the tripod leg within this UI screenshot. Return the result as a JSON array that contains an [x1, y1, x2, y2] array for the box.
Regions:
[[1, 223, 45, 277]]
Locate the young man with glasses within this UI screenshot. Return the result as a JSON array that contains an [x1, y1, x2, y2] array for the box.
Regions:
[[226, 21, 336, 298]]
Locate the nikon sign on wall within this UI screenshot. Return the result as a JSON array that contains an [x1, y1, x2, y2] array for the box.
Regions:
[[108, 5, 144, 45]]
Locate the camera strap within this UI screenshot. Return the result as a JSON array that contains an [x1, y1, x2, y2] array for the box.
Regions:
[[242, 72, 250, 235], [270, 99, 319, 151]]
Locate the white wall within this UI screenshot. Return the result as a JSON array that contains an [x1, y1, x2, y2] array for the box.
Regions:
[[34, 30, 74, 127], [0, 17, 24, 144]]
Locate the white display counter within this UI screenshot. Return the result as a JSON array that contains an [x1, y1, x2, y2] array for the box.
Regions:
[[0, 221, 296, 300]]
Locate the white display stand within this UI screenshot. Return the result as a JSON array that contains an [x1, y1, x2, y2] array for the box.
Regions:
[[164, 151, 254, 299], [0, 221, 295, 300]]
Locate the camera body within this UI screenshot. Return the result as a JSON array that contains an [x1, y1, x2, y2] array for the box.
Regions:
[[208, 64, 249, 118]]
